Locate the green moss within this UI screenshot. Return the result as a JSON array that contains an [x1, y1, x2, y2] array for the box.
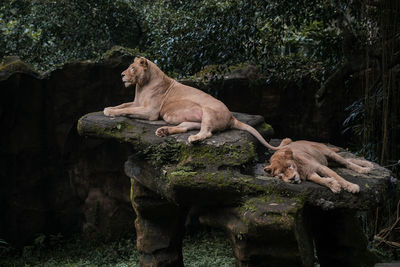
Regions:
[[101, 46, 136, 59], [141, 140, 184, 167], [267, 212, 295, 227], [180, 142, 256, 169], [0, 57, 41, 80], [92, 123, 125, 139], [167, 168, 250, 192], [241, 200, 258, 213], [170, 170, 198, 177], [130, 178, 135, 210], [238, 195, 299, 230], [167, 165, 290, 199], [257, 122, 273, 133], [0, 58, 30, 72]]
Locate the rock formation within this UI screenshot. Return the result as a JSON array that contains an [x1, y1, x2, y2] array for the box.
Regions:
[[78, 111, 397, 267], [0, 47, 136, 245]]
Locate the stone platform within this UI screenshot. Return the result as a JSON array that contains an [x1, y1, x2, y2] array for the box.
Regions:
[[78, 112, 397, 267]]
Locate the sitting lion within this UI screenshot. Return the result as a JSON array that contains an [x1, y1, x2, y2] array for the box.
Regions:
[[104, 57, 285, 150], [264, 139, 373, 193]]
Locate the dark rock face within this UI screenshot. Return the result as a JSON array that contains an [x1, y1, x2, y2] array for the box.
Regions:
[[0, 48, 136, 246], [182, 67, 359, 145], [131, 179, 187, 267], [78, 112, 397, 267]]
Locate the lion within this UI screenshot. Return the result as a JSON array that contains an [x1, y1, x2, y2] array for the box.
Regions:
[[103, 57, 286, 150], [263, 139, 373, 193]]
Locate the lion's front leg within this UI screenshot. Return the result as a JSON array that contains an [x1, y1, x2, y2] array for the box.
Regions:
[[318, 165, 360, 193], [104, 106, 158, 120], [308, 173, 341, 193], [105, 101, 137, 110]]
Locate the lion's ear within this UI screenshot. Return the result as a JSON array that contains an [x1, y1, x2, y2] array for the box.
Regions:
[[280, 138, 292, 146], [139, 58, 148, 68]]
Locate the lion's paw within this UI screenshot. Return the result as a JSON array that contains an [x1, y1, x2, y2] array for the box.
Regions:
[[343, 182, 360, 194], [357, 167, 372, 174], [326, 178, 341, 194], [155, 127, 169, 137], [188, 135, 201, 143], [103, 107, 115, 117]]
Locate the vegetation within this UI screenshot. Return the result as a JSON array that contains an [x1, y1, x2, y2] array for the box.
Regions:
[[0, 229, 234, 267], [2, 1, 398, 170], [1, 0, 399, 263], [0, 0, 141, 71], [1, 0, 342, 78]]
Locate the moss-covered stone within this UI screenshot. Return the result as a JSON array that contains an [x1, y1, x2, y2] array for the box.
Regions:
[[78, 112, 267, 171], [179, 142, 256, 169], [257, 122, 274, 135], [78, 108, 396, 267], [239, 196, 300, 228], [101, 46, 136, 59], [0, 56, 42, 81]]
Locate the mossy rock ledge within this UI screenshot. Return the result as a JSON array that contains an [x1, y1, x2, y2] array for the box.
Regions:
[[78, 112, 397, 267]]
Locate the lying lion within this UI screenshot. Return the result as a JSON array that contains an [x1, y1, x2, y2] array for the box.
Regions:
[[264, 139, 373, 193], [104, 57, 285, 150]]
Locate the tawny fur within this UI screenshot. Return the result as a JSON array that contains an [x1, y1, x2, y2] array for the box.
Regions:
[[264, 140, 373, 194], [104, 57, 286, 149]]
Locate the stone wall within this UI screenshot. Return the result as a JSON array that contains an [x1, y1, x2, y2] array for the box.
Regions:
[[183, 66, 363, 145], [0, 48, 136, 246]]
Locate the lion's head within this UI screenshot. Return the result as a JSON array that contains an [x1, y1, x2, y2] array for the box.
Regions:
[[264, 148, 301, 184], [121, 57, 150, 87]]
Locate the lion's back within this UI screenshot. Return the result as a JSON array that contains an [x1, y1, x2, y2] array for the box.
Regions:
[[170, 82, 230, 111]]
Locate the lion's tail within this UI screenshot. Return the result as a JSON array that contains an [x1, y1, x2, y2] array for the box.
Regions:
[[231, 118, 291, 150]]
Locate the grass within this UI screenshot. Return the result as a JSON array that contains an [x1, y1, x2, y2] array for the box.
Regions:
[[0, 229, 235, 267], [183, 229, 235, 267]]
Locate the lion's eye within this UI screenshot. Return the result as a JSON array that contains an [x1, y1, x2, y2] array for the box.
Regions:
[[131, 67, 134, 71]]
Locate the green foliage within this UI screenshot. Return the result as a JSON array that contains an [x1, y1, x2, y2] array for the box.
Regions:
[[0, 238, 11, 257], [183, 228, 235, 267], [138, 0, 342, 79], [0, 0, 345, 80], [0, 230, 234, 266], [341, 0, 400, 170], [0, 0, 141, 71], [139, 0, 260, 76]]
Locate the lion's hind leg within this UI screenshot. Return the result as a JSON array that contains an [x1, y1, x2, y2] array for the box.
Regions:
[[327, 151, 372, 174], [187, 125, 213, 143], [155, 122, 201, 137], [308, 173, 342, 193], [346, 158, 373, 170], [187, 107, 220, 143]]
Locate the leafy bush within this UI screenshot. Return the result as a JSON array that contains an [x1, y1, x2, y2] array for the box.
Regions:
[[138, 0, 342, 78], [0, 0, 141, 71], [1, 0, 343, 79]]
